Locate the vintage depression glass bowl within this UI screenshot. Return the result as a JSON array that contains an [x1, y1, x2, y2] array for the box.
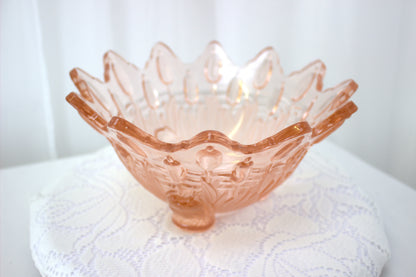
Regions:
[[66, 41, 358, 231]]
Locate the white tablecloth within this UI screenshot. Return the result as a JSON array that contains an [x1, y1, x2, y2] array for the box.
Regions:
[[1, 141, 415, 276], [30, 147, 389, 276]]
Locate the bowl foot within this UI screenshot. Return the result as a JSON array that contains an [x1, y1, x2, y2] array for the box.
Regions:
[[171, 213, 215, 232], [168, 195, 215, 231]]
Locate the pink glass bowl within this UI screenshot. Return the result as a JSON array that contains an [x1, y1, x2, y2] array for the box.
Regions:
[[66, 41, 358, 231]]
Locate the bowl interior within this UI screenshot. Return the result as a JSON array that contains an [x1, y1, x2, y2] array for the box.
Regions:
[[134, 92, 296, 145], [100, 42, 345, 145]]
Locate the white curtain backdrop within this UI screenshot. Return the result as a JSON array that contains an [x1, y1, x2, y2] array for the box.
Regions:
[[1, 0, 415, 187]]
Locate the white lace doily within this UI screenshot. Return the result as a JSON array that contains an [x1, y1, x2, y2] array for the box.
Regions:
[[30, 148, 390, 277]]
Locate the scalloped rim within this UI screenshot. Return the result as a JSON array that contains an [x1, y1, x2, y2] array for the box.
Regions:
[[66, 41, 358, 154], [66, 90, 313, 153], [108, 116, 312, 154]]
